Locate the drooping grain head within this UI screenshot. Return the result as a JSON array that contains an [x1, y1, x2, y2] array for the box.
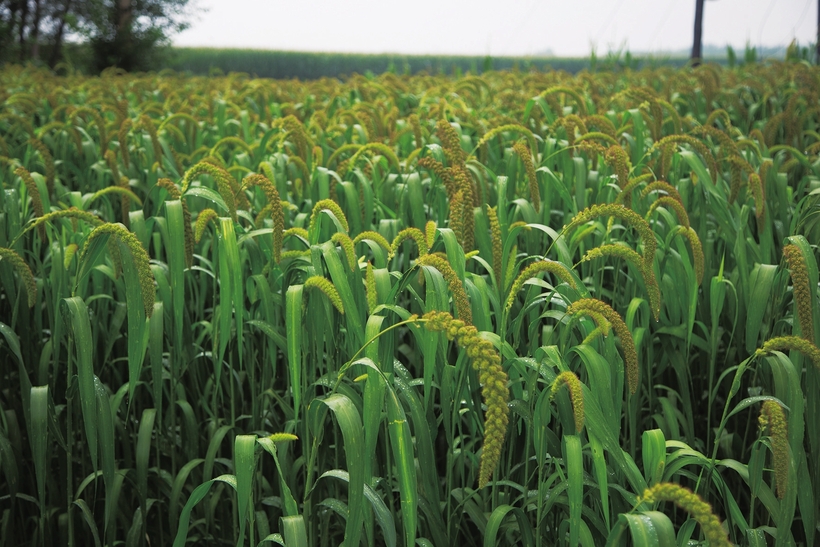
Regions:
[[759, 400, 789, 499], [639, 483, 731, 547]]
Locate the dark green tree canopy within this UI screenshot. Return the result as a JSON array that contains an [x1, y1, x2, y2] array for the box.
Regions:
[[0, 0, 196, 72]]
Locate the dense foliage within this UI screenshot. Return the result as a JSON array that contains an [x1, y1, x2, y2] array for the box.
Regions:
[[1, 61, 819, 547]]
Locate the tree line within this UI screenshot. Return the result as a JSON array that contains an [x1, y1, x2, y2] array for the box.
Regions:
[[0, 0, 191, 72]]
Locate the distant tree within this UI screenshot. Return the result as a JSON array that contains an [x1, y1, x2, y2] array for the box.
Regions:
[[74, 0, 194, 72], [1, 0, 195, 71], [691, 0, 705, 66]]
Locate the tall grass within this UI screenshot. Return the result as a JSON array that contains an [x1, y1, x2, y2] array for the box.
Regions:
[[0, 60, 819, 547]]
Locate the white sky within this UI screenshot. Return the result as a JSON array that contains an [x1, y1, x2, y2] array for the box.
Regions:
[[173, 0, 816, 57]]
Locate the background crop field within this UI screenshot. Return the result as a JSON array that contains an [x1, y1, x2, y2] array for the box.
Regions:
[[0, 60, 819, 547]]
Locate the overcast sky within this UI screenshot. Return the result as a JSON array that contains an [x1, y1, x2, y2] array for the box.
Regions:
[[173, 0, 816, 57]]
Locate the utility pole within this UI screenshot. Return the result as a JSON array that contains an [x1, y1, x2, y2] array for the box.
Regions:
[[692, 0, 705, 66]]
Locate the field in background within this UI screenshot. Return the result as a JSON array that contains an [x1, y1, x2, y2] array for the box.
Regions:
[[165, 47, 704, 79], [0, 60, 819, 547]]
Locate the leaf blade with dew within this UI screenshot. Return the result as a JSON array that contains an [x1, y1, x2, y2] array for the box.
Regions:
[[61, 296, 97, 470], [315, 394, 365, 547], [235, 434, 258, 545]]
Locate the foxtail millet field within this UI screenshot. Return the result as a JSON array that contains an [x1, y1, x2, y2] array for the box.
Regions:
[[0, 61, 819, 546]]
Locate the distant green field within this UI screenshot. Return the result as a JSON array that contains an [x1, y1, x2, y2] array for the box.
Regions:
[[166, 47, 700, 79]]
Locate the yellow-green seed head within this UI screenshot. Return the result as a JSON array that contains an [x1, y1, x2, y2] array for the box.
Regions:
[[639, 483, 731, 547], [756, 336, 820, 369], [303, 275, 345, 315], [550, 371, 585, 433], [309, 199, 349, 234], [567, 298, 639, 394], [783, 244, 814, 341], [0, 247, 37, 307], [421, 310, 509, 488], [505, 260, 576, 312], [81, 223, 154, 317], [759, 400, 789, 499], [417, 254, 472, 325]]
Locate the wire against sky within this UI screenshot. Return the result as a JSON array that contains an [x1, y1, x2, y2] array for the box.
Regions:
[[174, 0, 816, 57]]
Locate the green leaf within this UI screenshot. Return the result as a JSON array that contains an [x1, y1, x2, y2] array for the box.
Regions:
[[61, 297, 97, 471], [745, 264, 777, 353], [319, 469, 397, 547], [314, 394, 364, 547]]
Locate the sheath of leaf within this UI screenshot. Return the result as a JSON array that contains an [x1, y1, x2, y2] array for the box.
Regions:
[[422, 310, 509, 488], [567, 298, 639, 394], [309, 199, 349, 235], [28, 138, 55, 194], [505, 260, 576, 313], [80, 223, 154, 318], [241, 173, 284, 263], [303, 276, 345, 315], [474, 123, 538, 156], [0, 247, 37, 307], [782, 244, 814, 341], [654, 135, 718, 184], [564, 204, 657, 269], [756, 336, 820, 369], [758, 400, 789, 499], [15, 167, 46, 239], [365, 262, 378, 313], [639, 483, 731, 547], [604, 145, 631, 190], [513, 140, 541, 213], [550, 371, 585, 433], [156, 178, 194, 266], [416, 254, 472, 326], [645, 196, 690, 230], [390, 227, 428, 260], [672, 226, 704, 286]]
